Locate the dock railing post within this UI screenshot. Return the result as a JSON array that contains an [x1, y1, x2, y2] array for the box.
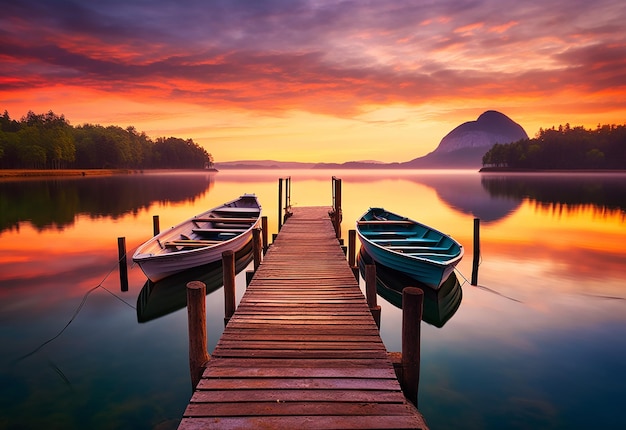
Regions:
[[117, 237, 128, 292], [471, 218, 480, 286], [365, 264, 381, 328], [331, 177, 342, 239], [278, 178, 283, 231], [186, 281, 210, 389], [401, 287, 424, 407], [261, 216, 268, 254], [253, 227, 262, 271], [222, 250, 236, 323]]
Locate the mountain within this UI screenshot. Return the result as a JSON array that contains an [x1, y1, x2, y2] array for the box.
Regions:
[[214, 111, 528, 170], [400, 110, 528, 168]]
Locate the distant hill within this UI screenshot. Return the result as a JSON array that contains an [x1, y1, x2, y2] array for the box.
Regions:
[[215, 111, 528, 170], [400, 111, 529, 168], [214, 160, 317, 169]]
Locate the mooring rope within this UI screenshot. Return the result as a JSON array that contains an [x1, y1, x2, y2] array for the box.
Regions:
[[14, 240, 142, 363]]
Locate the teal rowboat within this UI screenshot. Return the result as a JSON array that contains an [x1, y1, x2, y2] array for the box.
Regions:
[[356, 207, 464, 290]]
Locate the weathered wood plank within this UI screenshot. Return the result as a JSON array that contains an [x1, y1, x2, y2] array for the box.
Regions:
[[190, 389, 406, 403], [185, 402, 415, 417], [179, 415, 426, 430], [199, 366, 398, 378]]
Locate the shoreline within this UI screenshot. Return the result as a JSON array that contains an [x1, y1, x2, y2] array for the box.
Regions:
[[0, 169, 136, 178], [0, 168, 218, 179], [479, 167, 626, 173]]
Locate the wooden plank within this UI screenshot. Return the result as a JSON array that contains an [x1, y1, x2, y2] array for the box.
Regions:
[[179, 415, 426, 430], [190, 389, 406, 403], [185, 402, 414, 417]]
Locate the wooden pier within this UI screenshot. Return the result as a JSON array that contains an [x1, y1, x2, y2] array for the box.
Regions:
[[178, 207, 428, 429]]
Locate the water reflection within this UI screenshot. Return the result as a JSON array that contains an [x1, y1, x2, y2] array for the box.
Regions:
[[137, 241, 253, 322], [481, 172, 626, 216], [0, 170, 624, 430], [0, 172, 215, 232], [358, 248, 463, 328]]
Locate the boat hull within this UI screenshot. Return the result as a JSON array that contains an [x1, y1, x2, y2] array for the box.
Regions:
[[358, 248, 462, 327], [356, 207, 463, 290], [132, 194, 261, 282]]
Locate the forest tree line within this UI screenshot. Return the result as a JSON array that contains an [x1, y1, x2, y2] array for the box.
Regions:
[[0, 110, 213, 169], [482, 123, 626, 169]]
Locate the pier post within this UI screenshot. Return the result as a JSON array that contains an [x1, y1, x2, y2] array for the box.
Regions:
[[117, 237, 128, 292], [401, 287, 424, 407], [331, 177, 342, 238], [186, 281, 210, 389], [471, 218, 480, 286], [278, 178, 283, 231], [365, 264, 381, 328], [222, 250, 236, 323], [348, 229, 356, 266], [261, 216, 269, 254], [349, 230, 359, 279], [284, 177, 292, 221], [153, 215, 160, 236], [253, 227, 262, 271]]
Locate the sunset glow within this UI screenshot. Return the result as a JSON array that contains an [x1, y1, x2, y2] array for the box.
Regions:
[[1, 0, 625, 163]]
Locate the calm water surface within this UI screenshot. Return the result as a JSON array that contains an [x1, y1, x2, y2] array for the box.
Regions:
[[1, 170, 624, 429]]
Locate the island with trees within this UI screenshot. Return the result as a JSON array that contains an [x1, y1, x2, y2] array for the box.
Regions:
[[481, 123, 626, 171], [0, 110, 214, 170]]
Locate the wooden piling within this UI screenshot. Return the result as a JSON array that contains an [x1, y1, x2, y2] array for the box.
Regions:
[[278, 178, 283, 231], [261, 216, 268, 254], [331, 177, 342, 238], [348, 229, 356, 268], [401, 287, 424, 407], [471, 218, 480, 286], [153, 215, 160, 236], [186, 281, 210, 389], [222, 250, 236, 323], [365, 264, 381, 328], [253, 227, 262, 271], [117, 237, 128, 292]]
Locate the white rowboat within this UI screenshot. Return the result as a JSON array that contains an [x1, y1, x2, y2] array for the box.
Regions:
[[132, 194, 261, 282]]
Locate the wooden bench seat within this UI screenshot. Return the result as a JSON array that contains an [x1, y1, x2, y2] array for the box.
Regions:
[[194, 217, 258, 224], [357, 220, 413, 225], [370, 238, 438, 245], [388, 245, 451, 252], [360, 231, 417, 238], [164, 239, 221, 248], [405, 252, 458, 260], [213, 207, 261, 214], [192, 228, 247, 235]]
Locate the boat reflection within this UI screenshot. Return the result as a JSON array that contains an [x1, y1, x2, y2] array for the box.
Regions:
[[136, 240, 253, 323], [358, 248, 462, 328]]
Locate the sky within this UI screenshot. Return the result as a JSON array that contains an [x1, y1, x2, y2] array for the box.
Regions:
[[1, 0, 625, 163]]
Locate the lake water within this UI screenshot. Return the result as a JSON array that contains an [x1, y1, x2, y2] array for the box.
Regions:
[[1, 169, 625, 429]]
